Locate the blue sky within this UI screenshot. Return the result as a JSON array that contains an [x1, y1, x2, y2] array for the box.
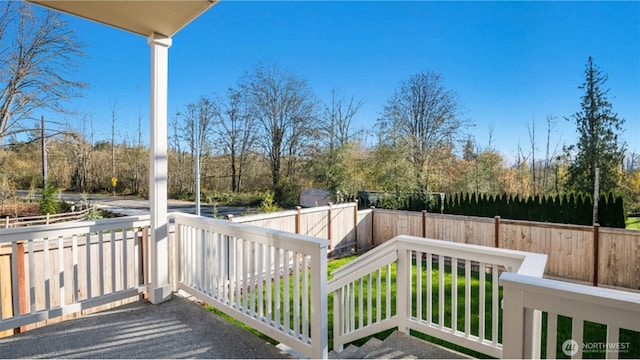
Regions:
[[48, 1, 639, 163]]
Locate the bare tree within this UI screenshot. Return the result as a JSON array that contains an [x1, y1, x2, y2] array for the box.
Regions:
[[69, 113, 94, 192], [211, 88, 256, 192], [0, 2, 85, 143], [527, 115, 537, 194], [379, 71, 465, 195], [309, 87, 364, 197], [487, 122, 495, 151], [542, 114, 561, 194], [176, 96, 215, 194], [110, 102, 117, 182], [321, 87, 364, 153], [169, 115, 187, 196], [239, 63, 318, 201]]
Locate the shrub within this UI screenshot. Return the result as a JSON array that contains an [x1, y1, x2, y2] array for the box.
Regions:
[[258, 191, 282, 213], [38, 184, 60, 215]]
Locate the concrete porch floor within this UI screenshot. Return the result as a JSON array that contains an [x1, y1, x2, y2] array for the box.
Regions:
[[0, 295, 292, 359]]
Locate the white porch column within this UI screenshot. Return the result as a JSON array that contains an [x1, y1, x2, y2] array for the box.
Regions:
[[147, 33, 172, 304]]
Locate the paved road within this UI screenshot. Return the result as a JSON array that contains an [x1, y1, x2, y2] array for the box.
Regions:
[[18, 190, 249, 218]]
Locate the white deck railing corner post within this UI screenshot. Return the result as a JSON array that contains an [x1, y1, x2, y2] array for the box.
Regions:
[[311, 242, 329, 359], [396, 246, 410, 334]]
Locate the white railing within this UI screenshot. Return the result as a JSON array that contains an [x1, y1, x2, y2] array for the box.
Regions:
[[501, 273, 640, 359], [0, 215, 150, 333], [327, 234, 547, 358], [170, 212, 329, 359]]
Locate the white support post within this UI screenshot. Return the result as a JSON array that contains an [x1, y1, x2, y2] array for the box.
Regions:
[[147, 33, 172, 304]]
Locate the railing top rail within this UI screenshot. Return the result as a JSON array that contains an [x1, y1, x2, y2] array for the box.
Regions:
[[500, 272, 640, 307], [500, 272, 640, 331], [328, 241, 398, 292], [399, 235, 548, 276], [170, 212, 329, 253], [329, 237, 398, 281], [328, 234, 547, 289], [0, 214, 151, 243]]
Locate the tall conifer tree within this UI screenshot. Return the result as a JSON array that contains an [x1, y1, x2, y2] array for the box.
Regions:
[[566, 57, 626, 194]]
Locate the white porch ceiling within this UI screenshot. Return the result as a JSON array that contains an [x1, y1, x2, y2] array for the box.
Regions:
[[26, 0, 219, 37]]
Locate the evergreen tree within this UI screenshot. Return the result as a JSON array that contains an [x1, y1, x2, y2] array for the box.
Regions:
[[540, 196, 549, 222], [580, 194, 594, 225], [470, 193, 478, 217], [507, 194, 516, 219], [614, 194, 626, 228], [554, 194, 563, 223], [561, 194, 570, 224], [499, 193, 508, 218], [565, 57, 626, 195], [597, 193, 609, 226]]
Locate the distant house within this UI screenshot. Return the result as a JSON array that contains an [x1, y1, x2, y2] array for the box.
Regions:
[[300, 189, 331, 207]]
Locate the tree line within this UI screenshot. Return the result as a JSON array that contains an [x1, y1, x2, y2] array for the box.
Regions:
[[0, 3, 638, 220]]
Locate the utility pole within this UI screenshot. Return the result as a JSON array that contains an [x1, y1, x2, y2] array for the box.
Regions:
[[41, 115, 47, 188], [195, 117, 201, 216], [111, 124, 115, 180], [111, 104, 116, 195]]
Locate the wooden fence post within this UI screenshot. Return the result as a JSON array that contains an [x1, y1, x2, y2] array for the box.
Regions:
[[371, 206, 375, 247], [15, 242, 26, 333], [421, 210, 427, 238], [354, 201, 359, 253], [593, 223, 599, 287], [494, 216, 501, 248], [296, 206, 301, 235], [4, 216, 8, 229], [140, 227, 148, 300]]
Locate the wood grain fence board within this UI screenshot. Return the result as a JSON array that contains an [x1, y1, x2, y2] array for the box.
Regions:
[[0, 251, 13, 337], [302, 211, 328, 239], [330, 206, 355, 251], [599, 228, 640, 289], [356, 210, 372, 252]]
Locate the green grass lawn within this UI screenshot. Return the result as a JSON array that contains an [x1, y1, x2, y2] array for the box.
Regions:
[[542, 315, 640, 359], [206, 255, 639, 358], [327, 256, 499, 358], [626, 217, 640, 230]]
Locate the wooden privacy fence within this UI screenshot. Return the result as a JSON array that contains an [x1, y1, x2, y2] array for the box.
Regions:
[[368, 208, 640, 290], [229, 202, 373, 256]]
